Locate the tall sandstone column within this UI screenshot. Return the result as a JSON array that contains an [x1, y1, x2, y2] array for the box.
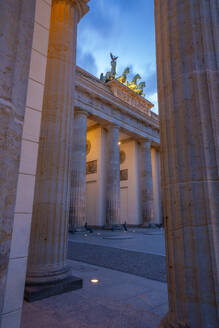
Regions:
[[105, 125, 121, 228], [69, 109, 88, 231], [0, 0, 36, 315], [140, 139, 154, 226], [155, 1, 219, 327], [26, 0, 89, 299]]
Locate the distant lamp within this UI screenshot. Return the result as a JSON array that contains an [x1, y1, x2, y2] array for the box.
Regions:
[[118, 141, 121, 145], [90, 278, 99, 284]]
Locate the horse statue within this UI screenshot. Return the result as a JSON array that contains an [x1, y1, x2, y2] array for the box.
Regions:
[[100, 53, 118, 82], [117, 67, 130, 84], [127, 74, 141, 90], [135, 81, 146, 96]]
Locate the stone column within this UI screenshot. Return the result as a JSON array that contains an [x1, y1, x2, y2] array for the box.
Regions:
[[140, 139, 154, 226], [25, 0, 89, 301], [69, 109, 88, 231], [105, 125, 121, 228], [155, 1, 219, 327], [0, 0, 36, 313]]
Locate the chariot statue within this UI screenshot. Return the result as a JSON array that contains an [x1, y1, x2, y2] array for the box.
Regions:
[[127, 74, 141, 90], [126, 74, 146, 96], [100, 54, 146, 97], [117, 67, 130, 84], [135, 81, 146, 96]]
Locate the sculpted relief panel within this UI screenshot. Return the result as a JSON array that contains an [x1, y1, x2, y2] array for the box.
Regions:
[[86, 160, 97, 175]]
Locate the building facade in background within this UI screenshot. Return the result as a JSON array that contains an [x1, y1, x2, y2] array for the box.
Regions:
[[70, 66, 162, 230]]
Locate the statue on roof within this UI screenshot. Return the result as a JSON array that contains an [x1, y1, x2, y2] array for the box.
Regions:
[[100, 54, 146, 97], [117, 67, 130, 84], [135, 81, 146, 96], [100, 53, 118, 82], [127, 74, 141, 90]]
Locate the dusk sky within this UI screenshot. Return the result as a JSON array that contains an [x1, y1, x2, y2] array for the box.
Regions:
[[76, 0, 158, 113]]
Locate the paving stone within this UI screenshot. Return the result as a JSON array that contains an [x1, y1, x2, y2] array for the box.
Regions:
[[21, 260, 168, 328], [68, 241, 167, 282]]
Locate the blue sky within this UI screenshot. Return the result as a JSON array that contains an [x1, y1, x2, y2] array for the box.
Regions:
[[76, 0, 158, 113]]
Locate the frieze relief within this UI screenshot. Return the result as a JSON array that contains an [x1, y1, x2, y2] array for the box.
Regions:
[[120, 169, 128, 181], [86, 160, 97, 175]]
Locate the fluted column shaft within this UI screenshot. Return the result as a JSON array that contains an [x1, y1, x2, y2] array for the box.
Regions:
[[106, 125, 120, 226], [27, 0, 88, 284], [140, 140, 154, 225], [0, 0, 36, 313], [69, 110, 88, 230], [155, 1, 219, 327]]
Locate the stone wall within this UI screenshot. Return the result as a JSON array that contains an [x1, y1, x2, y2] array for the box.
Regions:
[[1, 1, 51, 326]]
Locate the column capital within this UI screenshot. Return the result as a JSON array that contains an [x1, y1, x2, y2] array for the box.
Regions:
[[74, 108, 89, 117], [138, 138, 152, 147], [53, 0, 89, 22], [105, 123, 120, 132], [72, 0, 89, 21]]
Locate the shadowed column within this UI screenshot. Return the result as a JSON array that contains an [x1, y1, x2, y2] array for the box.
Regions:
[[69, 109, 88, 231], [0, 0, 36, 314], [25, 0, 89, 301], [105, 125, 121, 229], [155, 0, 219, 327], [140, 139, 154, 226]]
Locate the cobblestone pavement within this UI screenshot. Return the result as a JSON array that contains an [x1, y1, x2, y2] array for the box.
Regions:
[[68, 227, 166, 282], [68, 227, 166, 256]]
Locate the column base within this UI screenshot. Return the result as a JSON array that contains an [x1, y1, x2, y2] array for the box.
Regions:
[[159, 313, 190, 328], [103, 224, 122, 231], [141, 222, 157, 228], [24, 275, 83, 302], [69, 227, 86, 233]]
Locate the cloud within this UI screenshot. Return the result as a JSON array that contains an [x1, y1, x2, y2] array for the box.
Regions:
[[144, 71, 157, 96], [78, 0, 120, 39], [147, 92, 159, 114], [76, 47, 98, 76]]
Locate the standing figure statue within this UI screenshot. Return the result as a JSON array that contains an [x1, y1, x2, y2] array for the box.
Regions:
[[100, 53, 118, 82], [110, 53, 118, 77]]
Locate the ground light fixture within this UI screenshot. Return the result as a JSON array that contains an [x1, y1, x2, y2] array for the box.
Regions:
[[90, 279, 99, 284]]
